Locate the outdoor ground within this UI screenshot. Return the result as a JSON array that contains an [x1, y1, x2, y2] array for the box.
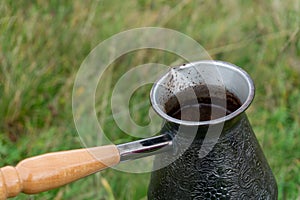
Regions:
[[0, 0, 299, 199]]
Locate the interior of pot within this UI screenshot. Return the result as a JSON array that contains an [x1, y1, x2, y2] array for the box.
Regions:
[[150, 60, 255, 125]]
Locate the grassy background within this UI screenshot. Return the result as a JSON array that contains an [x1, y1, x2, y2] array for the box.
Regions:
[[0, 0, 299, 199]]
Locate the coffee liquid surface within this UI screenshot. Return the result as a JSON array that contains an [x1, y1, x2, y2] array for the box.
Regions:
[[165, 85, 242, 121]]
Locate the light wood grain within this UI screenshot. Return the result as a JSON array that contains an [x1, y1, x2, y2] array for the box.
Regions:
[[0, 145, 120, 199]]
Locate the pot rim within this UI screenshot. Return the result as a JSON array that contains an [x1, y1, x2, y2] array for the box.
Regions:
[[150, 60, 255, 126]]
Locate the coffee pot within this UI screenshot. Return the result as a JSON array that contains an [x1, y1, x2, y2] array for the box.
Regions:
[[0, 61, 277, 199]]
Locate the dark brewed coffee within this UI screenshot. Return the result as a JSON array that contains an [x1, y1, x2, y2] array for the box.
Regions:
[[165, 85, 242, 121]]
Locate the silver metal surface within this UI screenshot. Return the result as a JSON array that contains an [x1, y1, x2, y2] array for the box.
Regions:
[[117, 134, 173, 161], [150, 60, 255, 126]]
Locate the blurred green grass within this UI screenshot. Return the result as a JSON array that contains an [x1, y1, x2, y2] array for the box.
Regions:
[[0, 0, 299, 199]]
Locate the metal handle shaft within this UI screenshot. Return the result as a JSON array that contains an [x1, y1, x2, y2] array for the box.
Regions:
[[117, 134, 173, 161]]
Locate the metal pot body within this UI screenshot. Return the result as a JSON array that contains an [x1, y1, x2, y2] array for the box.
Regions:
[[148, 115, 277, 199]]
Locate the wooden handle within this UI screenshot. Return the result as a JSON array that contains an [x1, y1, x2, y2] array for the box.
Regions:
[[0, 145, 120, 199]]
